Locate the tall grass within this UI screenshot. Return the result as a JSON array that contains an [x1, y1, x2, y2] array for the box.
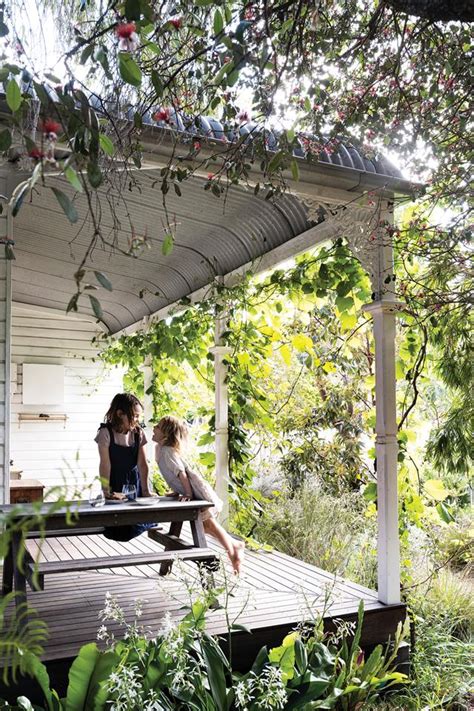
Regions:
[[253, 486, 377, 587]]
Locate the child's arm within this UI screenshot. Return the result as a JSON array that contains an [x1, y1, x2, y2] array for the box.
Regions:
[[137, 444, 154, 496], [177, 467, 193, 499]]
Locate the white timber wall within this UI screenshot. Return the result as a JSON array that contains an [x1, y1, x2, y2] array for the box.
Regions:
[[10, 304, 124, 499], [0, 257, 11, 504]]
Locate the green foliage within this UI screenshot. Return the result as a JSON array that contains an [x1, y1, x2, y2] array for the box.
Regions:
[[0, 596, 48, 686], [2, 591, 406, 710]]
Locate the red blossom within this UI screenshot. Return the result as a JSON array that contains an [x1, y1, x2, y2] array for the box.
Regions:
[[193, 141, 202, 151], [28, 147, 44, 160], [153, 107, 171, 123], [169, 17, 182, 29], [41, 119, 61, 135], [207, 172, 215, 180], [116, 22, 136, 39]]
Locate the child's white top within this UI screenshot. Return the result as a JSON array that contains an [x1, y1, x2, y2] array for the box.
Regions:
[[155, 444, 223, 516], [155, 444, 187, 496]]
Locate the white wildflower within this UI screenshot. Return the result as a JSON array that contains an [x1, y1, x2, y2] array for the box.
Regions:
[[235, 678, 255, 708], [97, 624, 109, 641]]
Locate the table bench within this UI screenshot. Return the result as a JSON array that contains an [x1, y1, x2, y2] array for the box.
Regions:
[[1, 497, 218, 622]]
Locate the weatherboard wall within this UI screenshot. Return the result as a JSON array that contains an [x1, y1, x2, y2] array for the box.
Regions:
[[9, 305, 123, 497]]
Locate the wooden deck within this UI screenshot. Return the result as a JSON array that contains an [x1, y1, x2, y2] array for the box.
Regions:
[[1, 523, 406, 697]]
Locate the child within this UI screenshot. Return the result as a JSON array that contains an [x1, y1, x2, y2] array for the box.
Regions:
[[95, 392, 155, 541], [153, 416, 245, 574]]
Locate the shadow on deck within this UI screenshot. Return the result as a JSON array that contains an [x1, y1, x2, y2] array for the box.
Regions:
[[0, 524, 406, 699]]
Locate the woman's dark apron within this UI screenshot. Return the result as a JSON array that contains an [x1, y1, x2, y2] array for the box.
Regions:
[[100, 423, 151, 542]]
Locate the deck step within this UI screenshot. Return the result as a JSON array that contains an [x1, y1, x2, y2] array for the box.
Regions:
[[27, 548, 217, 588]]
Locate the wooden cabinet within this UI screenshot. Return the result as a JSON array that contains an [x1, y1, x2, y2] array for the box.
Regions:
[[10, 479, 44, 504]]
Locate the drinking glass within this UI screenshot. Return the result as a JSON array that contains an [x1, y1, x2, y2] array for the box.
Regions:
[[122, 484, 137, 501], [89, 480, 105, 507]]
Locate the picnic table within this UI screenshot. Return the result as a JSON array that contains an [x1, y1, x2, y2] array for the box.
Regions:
[[1, 496, 217, 620]]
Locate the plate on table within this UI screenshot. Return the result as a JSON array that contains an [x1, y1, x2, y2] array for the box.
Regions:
[[132, 497, 157, 506]]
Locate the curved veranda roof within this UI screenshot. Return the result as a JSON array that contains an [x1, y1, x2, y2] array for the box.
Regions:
[[5, 110, 415, 334]]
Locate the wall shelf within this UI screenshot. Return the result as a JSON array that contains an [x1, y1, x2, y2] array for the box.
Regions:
[[18, 413, 68, 428]]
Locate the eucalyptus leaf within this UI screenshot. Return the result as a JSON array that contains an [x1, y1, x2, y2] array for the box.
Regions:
[[99, 134, 115, 156], [94, 271, 113, 291], [64, 166, 83, 193], [89, 294, 103, 319], [51, 187, 78, 224]]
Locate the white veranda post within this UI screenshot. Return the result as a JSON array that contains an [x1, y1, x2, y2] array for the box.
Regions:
[[212, 308, 231, 527], [321, 200, 402, 605], [0, 173, 12, 505], [362, 208, 402, 605], [142, 354, 155, 465]]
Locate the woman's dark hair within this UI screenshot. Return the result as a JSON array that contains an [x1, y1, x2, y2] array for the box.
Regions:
[[105, 393, 143, 431]]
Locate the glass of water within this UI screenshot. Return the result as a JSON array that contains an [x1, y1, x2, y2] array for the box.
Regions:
[[89, 479, 105, 507], [122, 484, 137, 501]]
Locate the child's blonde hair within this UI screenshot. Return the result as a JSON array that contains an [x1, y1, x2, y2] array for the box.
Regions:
[[157, 416, 188, 450]]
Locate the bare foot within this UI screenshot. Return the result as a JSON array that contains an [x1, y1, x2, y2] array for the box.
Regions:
[[230, 540, 245, 575]]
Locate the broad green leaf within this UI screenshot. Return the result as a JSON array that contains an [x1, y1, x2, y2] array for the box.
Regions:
[[125, 0, 141, 20], [290, 158, 300, 181], [363, 482, 377, 502], [22, 653, 56, 711], [87, 161, 103, 188], [268, 150, 285, 173], [213, 8, 224, 35], [237, 351, 251, 366], [0, 128, 12, 151], [64, 166, 83, 193], [162, 233, 173, 256], [436, 501, 454, 523], [339, 311, 357, 330], [118, 52, 142, 87], [6, 78, 22, 112], [11, 182, 30, 217], [424, 479, 449, 502], [51, 187, 78, 224], [99, 134, 115, 156], [291, 333, 313, 353], [89, 295, 103, 319], [94, 271, 113, 291], [268, 631, 298, 682], [65, 642, 100, 711], [201, 637, 228, 711], [213, 61, 233, 86]]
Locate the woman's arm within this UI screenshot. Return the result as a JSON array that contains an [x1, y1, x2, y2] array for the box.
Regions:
[[98, 445, 112, 496], [137, 445, 154, 496]]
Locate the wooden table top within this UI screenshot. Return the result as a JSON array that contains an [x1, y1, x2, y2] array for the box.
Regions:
[[0, 497, 214, 530]]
